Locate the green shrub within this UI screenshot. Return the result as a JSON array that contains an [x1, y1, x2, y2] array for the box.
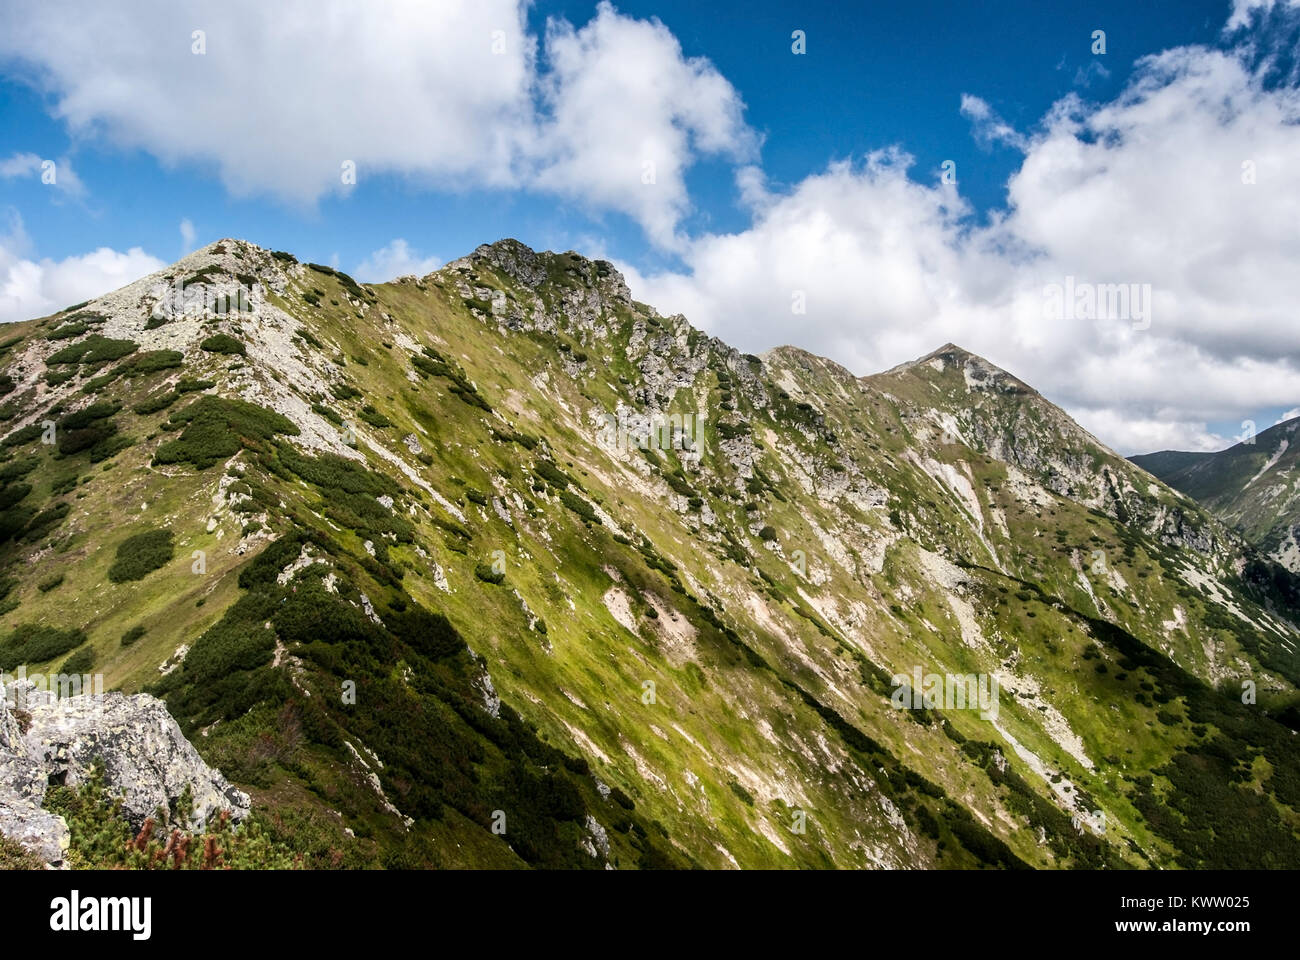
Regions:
[[727, 780, 755, 806], [78, 372, 120, 394], [57, 411, 120, 455], [357, 404, 390, 428], [0, 483, 32, 510], [0, 458, 39, 482], [51, 473, 79, 495], [0, 833, 46, 869], [59, 401, 119, 430], [153, 396, 298, 469], [120, 625, 146, 647], [60, 646, 95, 675], [200, 333, 246, 356], [184, 264, 226, 285], [107, 529, 174, 582], [307, 263, 371, 302], [560, 489, 600, 524], [133, 391, 180, 415], [491, 427, 539, 449], [535, 460, 571, 490], [272, 447, 412, 546], [433, 514, 472, 541], [87, 433, 132, 463], [46, 335, 137, 365], [716, 422, 748, 440], [0, 624, 88, 670], [311, 403, 343, 426], [118, 350, 184, 377], [410, 349, 491, 410], [46, 765, 300, 869], [15, 502, 69, 542], [45, 321, 93, 340], [37, 573, 65, 592], [176, 377, 216, 394], [759, 525, 777, 541], [2, 424, 44, 447], [474, 563, 505, 584]]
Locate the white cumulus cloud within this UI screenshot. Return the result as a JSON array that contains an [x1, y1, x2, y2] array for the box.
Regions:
[[354, 239, 442, 282], [531, 2, 757, 249], [0, 0, 752, 247], [0, 214, 164, 324]]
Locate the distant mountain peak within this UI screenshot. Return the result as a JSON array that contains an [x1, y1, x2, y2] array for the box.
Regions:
[[915, 343, 1026, 384], [920, 341, 977, 361], [865, 342, 1034, 400]]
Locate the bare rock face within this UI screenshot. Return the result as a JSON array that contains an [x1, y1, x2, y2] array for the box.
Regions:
[[0, 725, 69, 866], [1, 689, 71, 865], [0, 684, 249, 867]]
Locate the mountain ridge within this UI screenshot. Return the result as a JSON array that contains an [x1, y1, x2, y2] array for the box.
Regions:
[[2, 235, 1300, 870]]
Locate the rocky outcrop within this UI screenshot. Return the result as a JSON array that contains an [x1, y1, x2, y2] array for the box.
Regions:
[[0, 683, 249, 867], [442, 239, 634, 339]]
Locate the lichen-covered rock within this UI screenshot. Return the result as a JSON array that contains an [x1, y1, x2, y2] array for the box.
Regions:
[[0, 698, 70, 866], [0, 794, 69, 867], [0, 684, 248, 867]]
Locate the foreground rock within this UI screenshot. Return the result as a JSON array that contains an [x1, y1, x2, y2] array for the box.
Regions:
[[0, 683, 249, 868]]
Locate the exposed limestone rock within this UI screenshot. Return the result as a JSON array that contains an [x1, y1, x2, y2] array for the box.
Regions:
[[0, 684, 249, 866]]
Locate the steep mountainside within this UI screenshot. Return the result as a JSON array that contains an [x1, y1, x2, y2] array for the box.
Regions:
[[2, 238, 1300, 869], [1132, 418, 1300, 571]]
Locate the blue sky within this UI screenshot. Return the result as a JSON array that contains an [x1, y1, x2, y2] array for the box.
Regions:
[[1, 0, 1230, 265], [1, 0, 1298, 454]]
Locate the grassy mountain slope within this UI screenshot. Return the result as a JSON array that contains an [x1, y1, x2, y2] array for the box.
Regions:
[[3, 239, 1300, 869]]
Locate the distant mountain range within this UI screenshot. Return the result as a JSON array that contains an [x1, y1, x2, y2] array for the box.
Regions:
[[1132, 418, 1300, 571]]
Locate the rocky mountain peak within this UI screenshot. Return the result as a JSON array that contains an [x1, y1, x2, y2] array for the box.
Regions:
[[442, 237, 632, 303], [907, 343, 1034, 394]]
